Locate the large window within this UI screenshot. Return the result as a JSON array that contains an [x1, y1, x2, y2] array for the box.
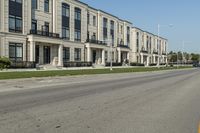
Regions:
[[32, 19, 37, 31], [75, 29, 81, 41], [44, 0, 49, 12], [75, 8, 81, 21], [62, 27, 70, 40], [103, 18, 108, 42], [74, 48, 81, 61], [9, 43, 23, 61], [9, 15, 22, 32], [10, 0, 22, 4], [62, 3, 69, 17], [93, 16, 96, 26], [63, 47, 70, 62], [127, 26, 130, 46], [32, 0, 37, 9], [110, 20, 114, 45], [74, 8, 81, 42]]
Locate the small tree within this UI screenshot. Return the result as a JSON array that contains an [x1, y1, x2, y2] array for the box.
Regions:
[[0, 57, 11, 70]]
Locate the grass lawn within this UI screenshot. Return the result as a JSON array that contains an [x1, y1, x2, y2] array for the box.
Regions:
[[0, 66, 193, 80]]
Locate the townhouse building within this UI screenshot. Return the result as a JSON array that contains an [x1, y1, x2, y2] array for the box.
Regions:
[[0, 0, 167, 68], [131, 27, 168, 66]]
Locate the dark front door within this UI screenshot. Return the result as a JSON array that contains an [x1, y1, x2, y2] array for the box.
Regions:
[[35, 45, 40, 64], [43, 46, 51, 64], [93, 50, 96, 63]]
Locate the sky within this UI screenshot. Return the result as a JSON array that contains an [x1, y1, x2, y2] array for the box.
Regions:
[[81, 0, 200, 53]]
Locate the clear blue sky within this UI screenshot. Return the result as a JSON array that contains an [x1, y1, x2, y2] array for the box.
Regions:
[[81, 0, 200, 53]]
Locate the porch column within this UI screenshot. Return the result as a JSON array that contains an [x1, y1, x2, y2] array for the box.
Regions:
[[87, 47, 91, 62], [30, 41, 35, 62], [153, 55, 156, 63], [147, 56, 149, 66], [141, 54, 144, 64], [118, 49, 121, 63], [58, 44, 63, 66], [102, 49, 105, 65]]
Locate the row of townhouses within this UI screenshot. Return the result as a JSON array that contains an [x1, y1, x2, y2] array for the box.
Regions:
[[0, 0, 168, 68]]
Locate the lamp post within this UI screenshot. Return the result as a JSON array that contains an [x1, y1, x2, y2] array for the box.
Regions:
[[157, 24, 173, 67], [181, 41, 191, 66]]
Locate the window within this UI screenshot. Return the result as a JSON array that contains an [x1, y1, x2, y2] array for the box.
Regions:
[[9, 15, 22, 32], [10, 0, 22, 4], [63, 47, 70, 62], [62, 3, 69, 17], [103, 18, 108, 41], [74, 48, 81, 61], [32, 0, 37, 9], [62, 27, 70, 40], [93, 16, 96, 26], [91, 33, 96, 40], [74, 8, 81, 41], [9, 43, 23, 61], [103, 18, 108, 28], [87, 13, 90, 25], [127, 26, 130, 46], [44, 0, 49, 12], [136, 32, 139, 52], [75, 29, 81, 41], [32, 19, 37, 31], [75, 8, 81, 21], [121, 25, 123, 34]]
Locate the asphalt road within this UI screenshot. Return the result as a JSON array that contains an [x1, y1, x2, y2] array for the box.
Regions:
[[0, 69, 200, 133]]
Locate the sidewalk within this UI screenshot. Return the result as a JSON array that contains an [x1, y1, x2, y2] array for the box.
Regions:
[[0, 66, 146, 72]]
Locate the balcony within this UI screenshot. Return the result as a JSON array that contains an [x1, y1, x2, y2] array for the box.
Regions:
[[86, 39, 107, 46], [30, 30, 60, 39], [117, 44, 129, 48]]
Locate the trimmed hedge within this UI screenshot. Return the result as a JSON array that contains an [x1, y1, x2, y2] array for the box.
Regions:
[[130, 62, 145, 66], [105, 62, 122, 66], [63, 61, 92, 67], [0, 57, 11, 70]]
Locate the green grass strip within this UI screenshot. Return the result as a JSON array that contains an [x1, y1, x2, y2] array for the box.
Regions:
[[0, 66, 193, 80]]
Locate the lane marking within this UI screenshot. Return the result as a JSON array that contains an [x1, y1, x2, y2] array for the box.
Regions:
[[198, 122, 200, 133]]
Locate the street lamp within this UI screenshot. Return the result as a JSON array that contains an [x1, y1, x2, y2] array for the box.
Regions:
[[157, 24, 173, 66], [105, 38, 113, 71], [181, 41, 191, 66]]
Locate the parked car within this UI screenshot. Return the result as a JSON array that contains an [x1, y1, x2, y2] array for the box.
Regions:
[[193, 63, 200, 67]]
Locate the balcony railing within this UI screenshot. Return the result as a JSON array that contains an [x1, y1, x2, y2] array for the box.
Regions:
[[86, 39, 107, 45], [117, 44, 129, 48], [140, 49, 148, 53], [153, 51, 158, 54], [30, 30, 60, 39]]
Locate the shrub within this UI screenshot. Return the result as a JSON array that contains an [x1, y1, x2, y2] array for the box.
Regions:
[[130, 62, 145, 66], [0, 57, 11, 70]]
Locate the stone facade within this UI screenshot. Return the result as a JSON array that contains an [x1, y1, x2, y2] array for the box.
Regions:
[[0, 0, 167, 68]]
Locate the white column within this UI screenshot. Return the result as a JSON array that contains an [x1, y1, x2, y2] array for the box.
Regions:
[[127, 52, 130, 60], [87, 47, 91, 62], [147, 56, 149, 66], [118, 49, 121, 63], [30, 41, 35, 62], [102, 49, 105, 65], [58, 44, 63, 66], [153, 55, 156, 63], [141, 54, 144, 64]]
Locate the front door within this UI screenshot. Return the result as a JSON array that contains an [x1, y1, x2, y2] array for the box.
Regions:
[[43, 46, 51, 64], [92, 50, 96, 63], [35, 45, 40, 64]]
